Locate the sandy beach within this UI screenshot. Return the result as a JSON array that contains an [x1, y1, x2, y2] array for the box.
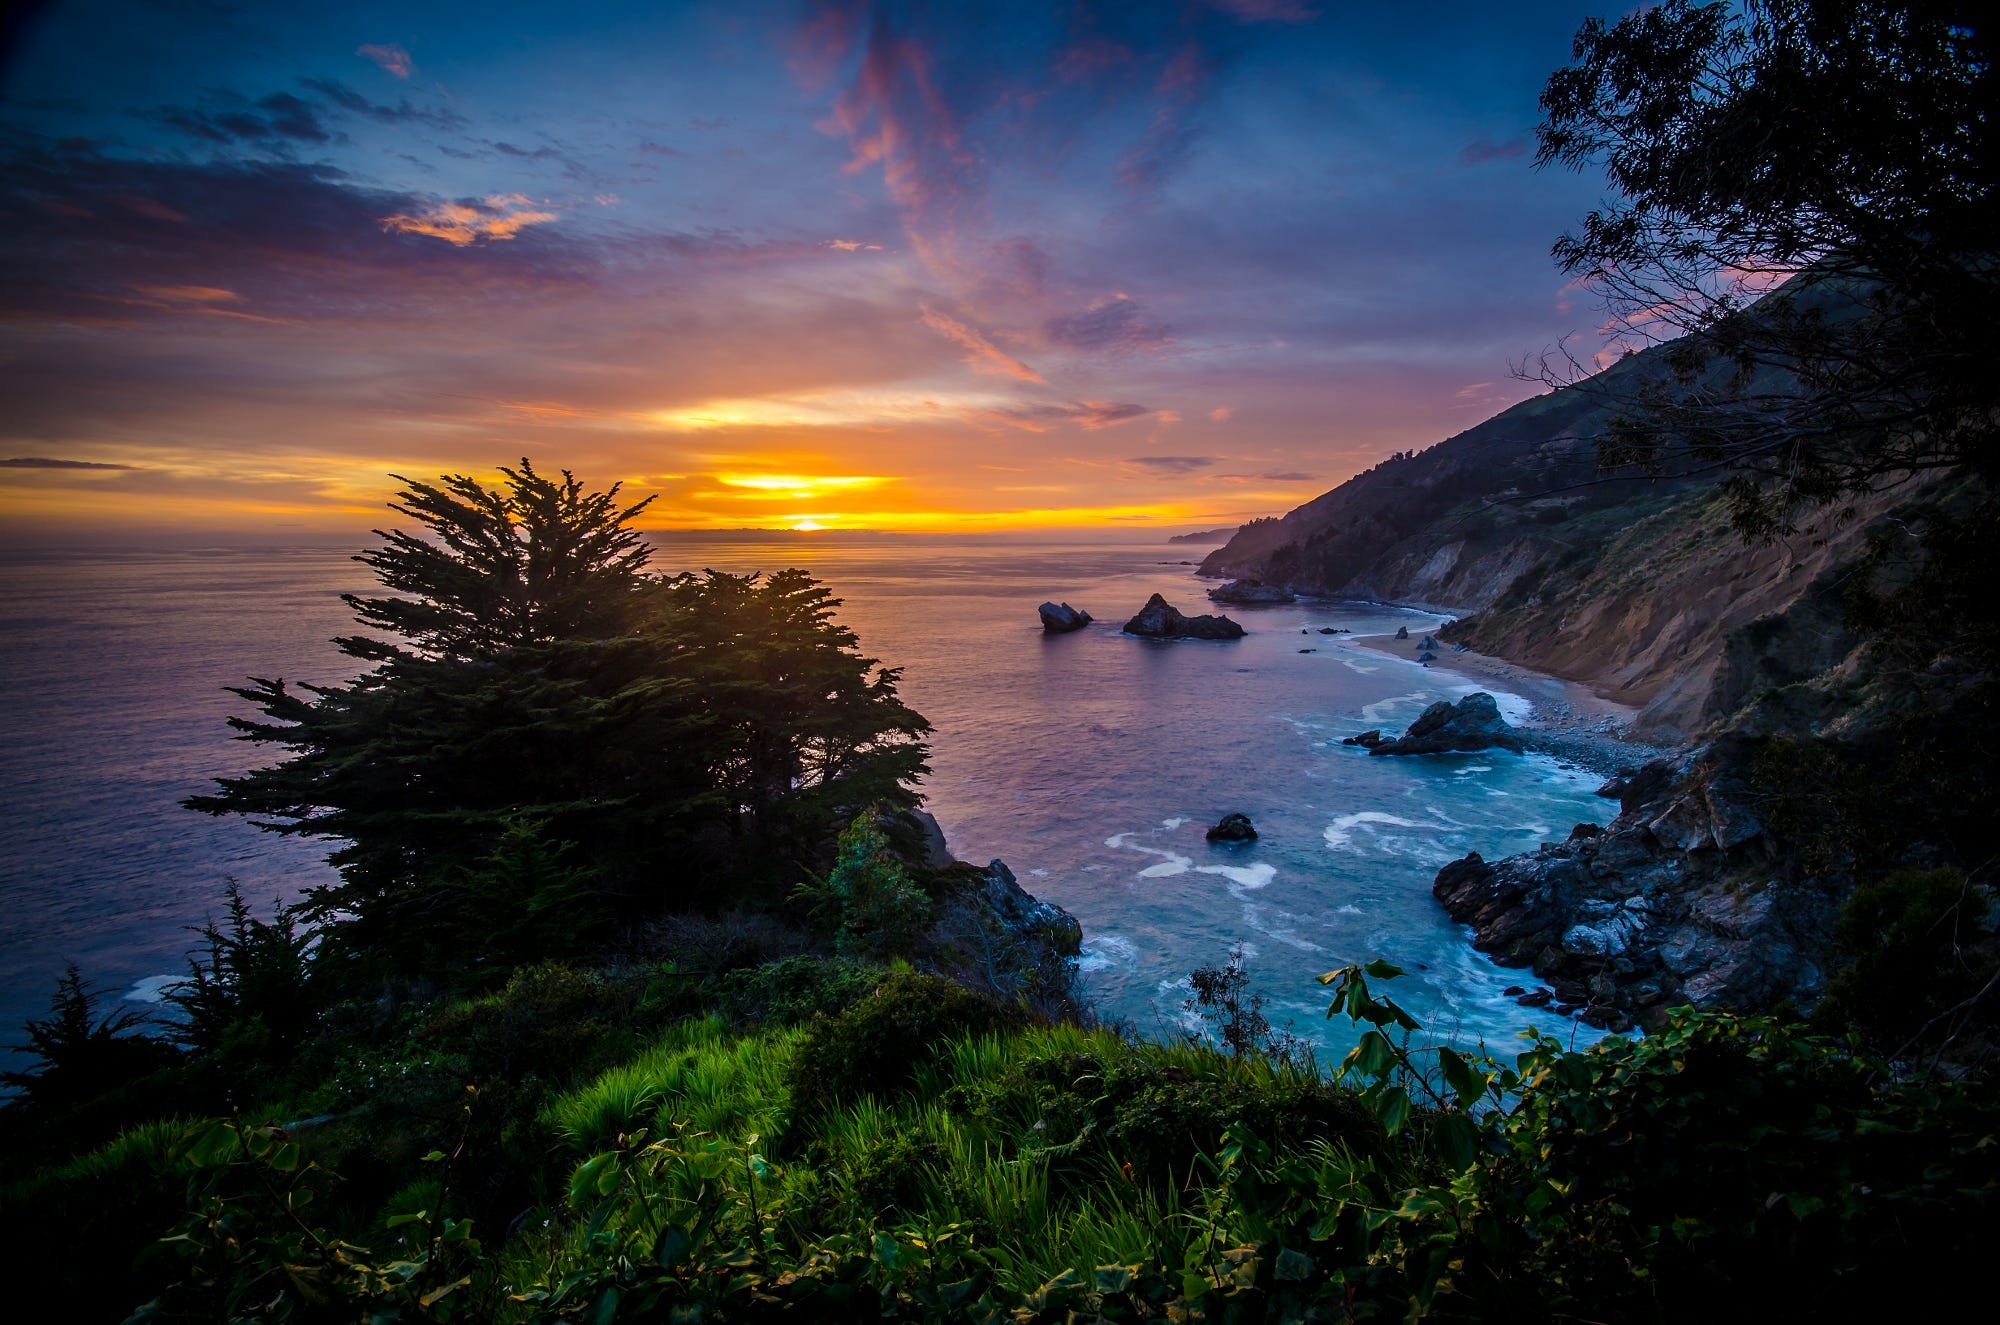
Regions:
[[1339, 629, 1678, 776]]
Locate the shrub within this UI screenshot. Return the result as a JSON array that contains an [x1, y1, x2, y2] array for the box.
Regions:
[[797, 811, 935, 961], [786, 970, 1013, 1116], [712, 955, 885, 1026]]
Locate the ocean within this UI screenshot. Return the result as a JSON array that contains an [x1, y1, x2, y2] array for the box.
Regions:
[[0, 538, 1612, 1073]]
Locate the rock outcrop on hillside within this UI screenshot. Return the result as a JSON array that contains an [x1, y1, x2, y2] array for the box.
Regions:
[[1430, 738, 1835, 1032], [1207, 579, 1294, 605], [1122, 594, 1245, 639]]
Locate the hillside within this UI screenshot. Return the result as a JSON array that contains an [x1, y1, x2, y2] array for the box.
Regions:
[[1198, 344, 1910, 738]]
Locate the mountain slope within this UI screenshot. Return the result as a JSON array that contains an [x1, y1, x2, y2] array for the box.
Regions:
[[1200, 345, 1914, 737]]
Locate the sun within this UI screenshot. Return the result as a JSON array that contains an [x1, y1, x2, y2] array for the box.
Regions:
[[789, 519, 828, 532]]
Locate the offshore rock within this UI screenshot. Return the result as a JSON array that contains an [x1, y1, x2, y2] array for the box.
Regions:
[[1430, 738, 1822, 1033], [1206, 812, 1257, 842], [1038, 601, 1093, 633], [1122, 593, 1246, 640], [1208, 578, 1296, 605], [1341, 729, 1383, 748], [1369, 692, 1523, 755]]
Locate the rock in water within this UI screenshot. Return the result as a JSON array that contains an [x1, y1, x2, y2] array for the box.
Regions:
[[1206, 813, 1257, 842], [1122, 593, 1246, 640], [1394, 625, 1410, 640], [1341, 729, 1383, 747], [1207, 578, 1295, 604], [1037, 601, 1093, 633], [1368, 691, 1524, 755]]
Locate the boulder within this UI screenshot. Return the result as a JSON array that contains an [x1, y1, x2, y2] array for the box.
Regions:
[[1122, 593, 1246, 640], [1208, 578, 1295, 605], [1319, 627, 1340, 634], [1037, 601, 1093, 633], [1417, 650, 1437, 662], [1368, 692, 1524, 755], [1341, 729, 1383, 748], [1394, 625, 1410, 640], [1419, 636, 1436, 649], [1206, 812, 1257, 842]]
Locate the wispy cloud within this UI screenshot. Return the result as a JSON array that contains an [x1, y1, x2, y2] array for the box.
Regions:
[[357, 42, 414, 80], [1044, 293, 1171, 353], [969, 401, 1153, 432], [919, 306, 1043, 382], [1459, 137, 1527, 166], [1126, 454, 1214, 473], [1, 457, 137, 469]]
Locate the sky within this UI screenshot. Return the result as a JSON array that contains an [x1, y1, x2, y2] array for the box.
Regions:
[[0, 0, 1621, 541]]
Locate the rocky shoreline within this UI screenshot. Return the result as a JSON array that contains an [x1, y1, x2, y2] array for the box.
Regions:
[[1343, 628, 1678, 777], [1329, 622, 1824, 1035], [1429, 738, 1828, 1034]]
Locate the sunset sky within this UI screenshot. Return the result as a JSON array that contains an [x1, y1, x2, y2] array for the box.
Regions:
[[0, 0, 1616, 541]]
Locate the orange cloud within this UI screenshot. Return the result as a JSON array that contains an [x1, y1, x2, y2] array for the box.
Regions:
[[919, 307, 1043, 382], [381, 194, 558, 246], [1209, 406, 1233, 422], [139, 284, 240, 303]]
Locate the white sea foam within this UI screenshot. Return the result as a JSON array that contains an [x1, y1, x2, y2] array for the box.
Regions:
[[1323, 810, 1443, 852], [1162, 817, 1187, 830], [1336, 903, 1363, 915], [125, 973, 183, 1004], [1078, 934, 1139, 973], [1104, 832, 1133, 848], [1361, 691, 1435, 724], [1139, 854, 1192, 878]]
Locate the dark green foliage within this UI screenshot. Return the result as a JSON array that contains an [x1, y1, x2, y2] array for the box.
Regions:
[[438, 818, 605, 985], [164, 881, 317, 1062], [140, 1114, 487, 1324], [1537, 0, 1997, 538], [797, 810, 935, 960], [786, 970, 1012, 1115], [187, 462, 930, 977], [845, 1131, 947, 1218], [1815, 867, 1999, 1053], [711, 955, 885, 1027], [1, 964, 172, 1111]]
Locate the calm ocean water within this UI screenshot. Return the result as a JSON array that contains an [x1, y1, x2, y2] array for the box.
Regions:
[[0, 538, 1612, 1072]]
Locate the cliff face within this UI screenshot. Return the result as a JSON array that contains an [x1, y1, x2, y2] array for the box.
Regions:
[[1202, 346, 1910, 739]]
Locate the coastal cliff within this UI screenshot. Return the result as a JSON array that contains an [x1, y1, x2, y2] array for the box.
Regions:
[[1211, 334, 1974, 1027], [1196, 343, 1918, 739]]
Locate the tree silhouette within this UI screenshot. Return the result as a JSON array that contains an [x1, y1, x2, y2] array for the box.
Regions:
[[1536, 0, 1995, 536], [189, 462, 929, 977]]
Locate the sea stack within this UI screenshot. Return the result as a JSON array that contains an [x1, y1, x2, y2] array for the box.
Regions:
[[1206, 813, 1257, 842], [1038, 601, 1092, 634], [1368, 692, 1524, 755], [1122, 593, 1245, 640]]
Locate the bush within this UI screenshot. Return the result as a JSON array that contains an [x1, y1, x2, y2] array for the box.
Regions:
[[785, 970, 1012, 1116], [1814, 867, 1998, 1051], [798, 811, 935, 961], [712, 955, 885, 1026]]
